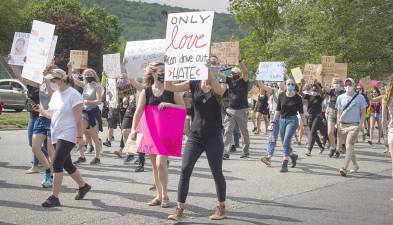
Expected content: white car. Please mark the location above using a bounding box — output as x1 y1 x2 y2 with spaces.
0 79 28 112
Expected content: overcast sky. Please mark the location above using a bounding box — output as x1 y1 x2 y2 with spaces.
129 0 230 13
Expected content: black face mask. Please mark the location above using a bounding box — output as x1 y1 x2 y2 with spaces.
157 73 165 83
86 77 96 83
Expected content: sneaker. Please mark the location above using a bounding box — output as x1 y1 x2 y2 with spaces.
210 205 226 220
328 149 336 158
87 144 95 153
123 154 134 163
103 140 111 147
42 173 53 188
42 195 61 207
75 184 91 200
319 147 325 154
367 140 372 145
280 160 289 173
229 145 236 152
260 156 271 166
252 127 257 132
73 157 86 164
349 165 359 173
134 158 140 165
223 154 230 160
339 168 347 177
240 153 249 158
168 206 184 221
290 154 298 168
90 158 101 165
305 150 311 157
135 165 144 172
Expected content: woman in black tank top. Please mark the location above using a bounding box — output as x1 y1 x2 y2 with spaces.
165 59 228 221
130 62 184 208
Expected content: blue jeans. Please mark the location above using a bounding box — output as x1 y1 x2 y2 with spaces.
28 116 48 166
267 119 280 157
279 116 299 157
233 121 241 146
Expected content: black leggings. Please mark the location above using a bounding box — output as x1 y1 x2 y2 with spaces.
308 114 324 151
178 135 226 203
53 139 77 174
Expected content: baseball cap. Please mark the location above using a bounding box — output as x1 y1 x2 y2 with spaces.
45 69 67 80
344 78 355 84
231 67 241 74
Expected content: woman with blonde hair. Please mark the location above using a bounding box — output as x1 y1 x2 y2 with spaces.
72 66 103 165
130 62 184 207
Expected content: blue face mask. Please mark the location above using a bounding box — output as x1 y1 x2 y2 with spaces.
287 84 295 92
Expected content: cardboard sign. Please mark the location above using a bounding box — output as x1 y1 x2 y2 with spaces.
47 35 57 65
165 11 215 81
124 39 165 78
303 64 322 82
137 106 186 157
321 56 335 76
106 78 118 108
291 67 303 84
256 62 285 81
70 50 88 69
103 53 121 78
8 32 30 66
210 42 240 65
334 63 348 80
22 20 55 84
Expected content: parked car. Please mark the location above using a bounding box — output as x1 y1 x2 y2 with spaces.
0 79 28 112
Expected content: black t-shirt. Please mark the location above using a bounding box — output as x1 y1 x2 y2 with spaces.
27 85 39 118
257 95 269 114
276 92 304 117
226 77 249 109
189 81 223 137
145 86 174 106
328 89 345 109
304 94 323 115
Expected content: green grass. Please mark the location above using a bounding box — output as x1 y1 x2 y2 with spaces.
0 112 29 128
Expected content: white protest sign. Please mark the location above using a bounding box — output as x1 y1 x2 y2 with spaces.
256 62 286 81
124 39 165 78
291 67 303 83
8 32 30 66
106 78 118 108
165 11 215 81
70 50 88 69
47 35 58 65
103 53 121 78
22 20 55 84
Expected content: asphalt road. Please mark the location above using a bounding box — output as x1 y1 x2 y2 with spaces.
0 127 392 225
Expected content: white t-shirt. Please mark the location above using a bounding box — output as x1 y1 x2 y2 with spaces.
49 87 83 144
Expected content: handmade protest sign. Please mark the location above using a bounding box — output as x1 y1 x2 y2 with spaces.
256 62 285 81
321 56 336 76
47 35 58 65
22 20 55 84
291 67 303 84
106 78 118 108
334 63 348 80
211 41 240 65
303 64 322 82
8 32 30 66
165 11 215 81
124 39 165 78
137 106 186 157
70 50 88 69
103 53 121 78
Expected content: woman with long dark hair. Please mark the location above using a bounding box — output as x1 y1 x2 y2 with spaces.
165 60 227 221
369 87 382 145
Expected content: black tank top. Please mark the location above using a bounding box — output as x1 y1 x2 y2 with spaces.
145 86 175 106
189 81 223 137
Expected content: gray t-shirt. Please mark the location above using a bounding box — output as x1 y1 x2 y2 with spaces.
39 84 51 110
336 93 367 123
82 82 101 108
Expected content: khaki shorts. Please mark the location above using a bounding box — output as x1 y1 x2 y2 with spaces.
338 123 359 145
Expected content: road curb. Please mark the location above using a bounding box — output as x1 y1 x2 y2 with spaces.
0 128 27 131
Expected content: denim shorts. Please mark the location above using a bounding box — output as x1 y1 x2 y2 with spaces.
371 113 380 121
33 116 51 137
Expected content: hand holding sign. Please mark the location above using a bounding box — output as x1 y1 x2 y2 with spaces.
165 11 215 81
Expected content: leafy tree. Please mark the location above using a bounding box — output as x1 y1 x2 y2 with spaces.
0 0 23 55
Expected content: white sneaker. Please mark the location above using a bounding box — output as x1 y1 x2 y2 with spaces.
349 165 359 173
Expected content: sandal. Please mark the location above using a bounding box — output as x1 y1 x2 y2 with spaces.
148 198 161 206
161 198 170 208
25 167 39 174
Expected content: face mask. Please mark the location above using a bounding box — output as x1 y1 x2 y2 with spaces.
287 85 295 92
345 86 354 93
86 77 96 83
49 82 59 91
157 72 165 83
334 83 340 90
232 74 240 80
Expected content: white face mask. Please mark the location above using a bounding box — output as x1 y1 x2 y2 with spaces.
345 86 354 93
50 82 59 91
334 84 341 90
